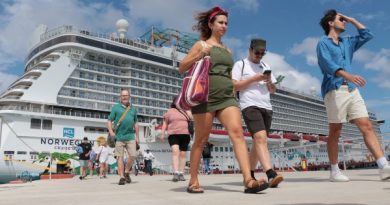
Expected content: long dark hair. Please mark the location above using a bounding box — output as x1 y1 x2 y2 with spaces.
193 6 228 40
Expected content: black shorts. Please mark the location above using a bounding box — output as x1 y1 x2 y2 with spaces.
168 134 191 151
242 106 273 136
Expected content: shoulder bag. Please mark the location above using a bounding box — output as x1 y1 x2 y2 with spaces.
175 108 194 136
176 41 211 110
107 105 131 148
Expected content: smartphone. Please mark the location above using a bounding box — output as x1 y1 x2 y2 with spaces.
263 70 271 75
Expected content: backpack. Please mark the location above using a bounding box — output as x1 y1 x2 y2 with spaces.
75 145 83 154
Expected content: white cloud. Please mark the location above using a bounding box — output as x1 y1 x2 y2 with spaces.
126 0 205 33
0 0 129 92
355 48 390 89
264 52 322 95
225 36 322 95
289 37 320 66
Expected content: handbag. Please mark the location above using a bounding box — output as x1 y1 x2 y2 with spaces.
176 42 211 110
107 105 132 148
175 108 194 136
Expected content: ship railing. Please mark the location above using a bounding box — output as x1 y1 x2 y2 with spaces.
276 85 323 101
0 105 109 120
39 25 165 55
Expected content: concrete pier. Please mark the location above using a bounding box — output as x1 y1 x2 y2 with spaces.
1 169 389 205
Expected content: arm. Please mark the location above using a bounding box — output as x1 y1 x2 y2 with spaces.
233 74 268 91
316 42 342 76
266 82 276 94
107 120 115 137
339 13 365 29
160 120 168 141
134 122 140 144
335 69 366 87
178 41 210 73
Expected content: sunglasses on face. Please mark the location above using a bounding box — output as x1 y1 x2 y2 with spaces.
253 49 266 56
338 17 346 22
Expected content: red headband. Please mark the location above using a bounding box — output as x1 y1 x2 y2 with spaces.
208 6 228 22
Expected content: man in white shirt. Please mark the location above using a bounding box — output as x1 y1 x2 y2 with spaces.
143 149 155 176
232 38 283 188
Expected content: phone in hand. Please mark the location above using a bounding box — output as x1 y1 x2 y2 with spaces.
263 70 271 75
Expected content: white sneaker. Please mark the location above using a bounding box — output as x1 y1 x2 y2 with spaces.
379 165 390 180
330 171 350 182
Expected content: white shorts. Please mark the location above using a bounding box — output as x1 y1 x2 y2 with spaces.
324 86 369 123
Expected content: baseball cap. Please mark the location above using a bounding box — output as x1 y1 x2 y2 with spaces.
250 38 266 51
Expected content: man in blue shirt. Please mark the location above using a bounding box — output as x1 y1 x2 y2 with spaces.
317 9 390 182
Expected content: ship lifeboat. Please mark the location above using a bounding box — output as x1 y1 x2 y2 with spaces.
319 135 328 142
283 133 300 141
303 135 318 142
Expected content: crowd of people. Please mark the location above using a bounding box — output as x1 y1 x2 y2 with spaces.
75 6 390 194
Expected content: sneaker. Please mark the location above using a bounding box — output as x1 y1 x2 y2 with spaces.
118 177 126 185
379 165 390 180
330 171 349 182
79 176 84 180
269 174 284 188
178 173 186 181
124 173 131 183
172 173 179 182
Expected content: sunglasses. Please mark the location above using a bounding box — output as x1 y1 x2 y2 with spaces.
338 17 346 22
252 49 266 56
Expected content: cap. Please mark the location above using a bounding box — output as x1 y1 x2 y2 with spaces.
83 137 88 140
250 38 266 51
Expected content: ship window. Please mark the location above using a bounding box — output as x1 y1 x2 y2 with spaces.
17 151 27 155
30 151 39 155
42 120 52 130
31 118 41 129
4 151 15 154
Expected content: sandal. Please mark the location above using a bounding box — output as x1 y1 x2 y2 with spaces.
244 178 269 194
186 183 204 193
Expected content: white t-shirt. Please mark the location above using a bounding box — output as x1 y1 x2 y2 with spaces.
97 145 109 163
232 58 276 110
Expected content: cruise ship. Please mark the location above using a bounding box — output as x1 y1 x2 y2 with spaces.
0 20 384 183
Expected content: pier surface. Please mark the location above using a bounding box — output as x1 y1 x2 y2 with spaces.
1 169 389 205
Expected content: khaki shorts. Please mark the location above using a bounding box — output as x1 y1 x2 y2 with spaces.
324 86 368 123
115 140 137 157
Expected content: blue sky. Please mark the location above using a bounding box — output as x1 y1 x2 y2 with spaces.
0 0 390 136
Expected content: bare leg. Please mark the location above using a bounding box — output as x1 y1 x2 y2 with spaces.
126 156 135 173
252 130 272 171
249 144 258 170
327 123 343 164
179 151 187 173
217 106 252 183
171 145 180 172
353 117 384 159
189 112 214 187
117 156 124 178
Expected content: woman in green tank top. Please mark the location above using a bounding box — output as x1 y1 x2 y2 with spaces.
178 6 269 194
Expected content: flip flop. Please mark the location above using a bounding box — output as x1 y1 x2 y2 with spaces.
244 179 269 194
187 184 204 193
